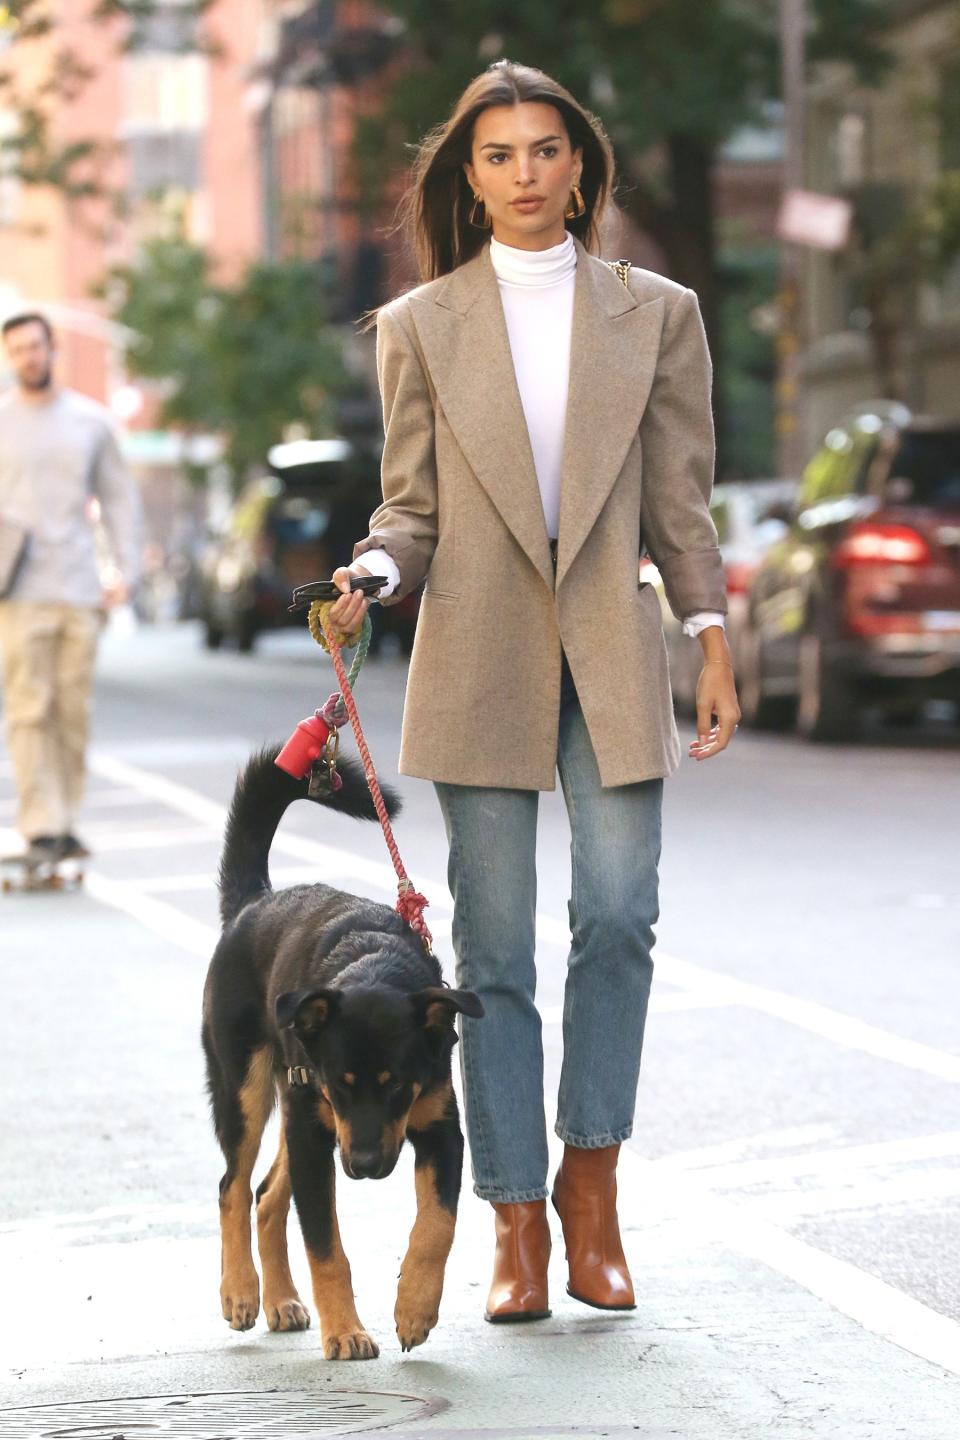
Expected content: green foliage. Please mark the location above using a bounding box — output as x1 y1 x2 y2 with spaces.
106 235 348 484
718 240 779 479
0 2 54 42
846 170 960 309
915 172 960 272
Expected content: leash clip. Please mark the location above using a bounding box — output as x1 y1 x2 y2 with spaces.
307 729 342 798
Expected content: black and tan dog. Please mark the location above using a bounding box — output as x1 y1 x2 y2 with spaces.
201 747 482 1359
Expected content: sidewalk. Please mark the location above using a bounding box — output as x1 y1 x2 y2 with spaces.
2 887 958 1439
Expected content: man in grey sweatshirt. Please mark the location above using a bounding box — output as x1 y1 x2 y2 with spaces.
0 311 141 861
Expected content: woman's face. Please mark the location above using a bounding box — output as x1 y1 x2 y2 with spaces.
463 101 583 250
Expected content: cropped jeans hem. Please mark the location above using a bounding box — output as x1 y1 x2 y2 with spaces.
473 1182 550 1204
554 1123 634 1149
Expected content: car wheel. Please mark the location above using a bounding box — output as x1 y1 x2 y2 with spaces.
236 616 257 654
204 620 224 651
797 631 860 742
884 700 924 729
738 624 795 731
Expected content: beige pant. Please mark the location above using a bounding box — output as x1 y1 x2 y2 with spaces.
0 601 104 842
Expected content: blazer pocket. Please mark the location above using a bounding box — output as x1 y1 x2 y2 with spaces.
422 587 459 604
636 579 664 621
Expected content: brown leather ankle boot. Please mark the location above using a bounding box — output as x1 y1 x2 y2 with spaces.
484 1200 552 1323
551 1143 636 1310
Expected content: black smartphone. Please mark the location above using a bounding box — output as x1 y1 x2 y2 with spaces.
289 576 387 611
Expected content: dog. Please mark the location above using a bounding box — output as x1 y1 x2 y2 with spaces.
201 746 483 1359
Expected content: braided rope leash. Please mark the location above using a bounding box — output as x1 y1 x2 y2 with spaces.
307 601 371 727
308 599 433 953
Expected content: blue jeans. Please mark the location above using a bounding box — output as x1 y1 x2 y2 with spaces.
433 649 663 1202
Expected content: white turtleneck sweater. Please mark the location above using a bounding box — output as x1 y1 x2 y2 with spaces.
362 232 723 638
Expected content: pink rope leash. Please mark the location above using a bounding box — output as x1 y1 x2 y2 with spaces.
320 612 433 952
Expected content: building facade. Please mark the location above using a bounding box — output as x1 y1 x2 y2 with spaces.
0 0 265 404
801 0 960 450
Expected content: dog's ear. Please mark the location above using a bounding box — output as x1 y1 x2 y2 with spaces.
275 988 340 1034
411 987 484 1029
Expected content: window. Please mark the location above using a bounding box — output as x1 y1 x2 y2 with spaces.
128 0 201 55
799 424 878 507
126 133 201 197
836 111 867 188
123 53 207 135
939 56 960 172
709 498 731 545
878 429 960 508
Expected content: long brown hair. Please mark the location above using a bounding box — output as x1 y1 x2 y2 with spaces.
357 59 617 333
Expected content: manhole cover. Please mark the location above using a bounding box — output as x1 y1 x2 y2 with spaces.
0 1389 433 1438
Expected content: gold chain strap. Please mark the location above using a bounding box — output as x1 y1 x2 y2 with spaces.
604 258 632 288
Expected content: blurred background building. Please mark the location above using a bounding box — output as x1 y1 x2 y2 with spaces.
0 0 406 421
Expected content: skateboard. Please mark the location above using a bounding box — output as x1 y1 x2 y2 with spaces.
1 850 85 893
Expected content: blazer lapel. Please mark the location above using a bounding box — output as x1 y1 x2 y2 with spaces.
556 236 666 586
406 232 666 592
407 242 554 588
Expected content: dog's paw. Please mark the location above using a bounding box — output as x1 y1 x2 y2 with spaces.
395 1279 441 1352
221 1278 260 1332
322 1328 379 1361
395 1309 438 1352
264 1295 311 1332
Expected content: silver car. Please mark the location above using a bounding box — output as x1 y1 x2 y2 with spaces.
648 478 799 717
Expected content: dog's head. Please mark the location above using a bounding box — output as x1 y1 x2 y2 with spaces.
275 984 483 1180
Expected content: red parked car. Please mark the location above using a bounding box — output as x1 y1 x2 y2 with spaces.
738 401 960 740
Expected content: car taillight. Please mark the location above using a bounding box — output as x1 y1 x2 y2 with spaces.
724 561 754 596
830 522 931 568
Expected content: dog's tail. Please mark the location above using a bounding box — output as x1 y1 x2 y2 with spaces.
217 744 402 926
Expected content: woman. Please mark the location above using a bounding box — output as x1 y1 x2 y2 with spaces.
330 60 740 1324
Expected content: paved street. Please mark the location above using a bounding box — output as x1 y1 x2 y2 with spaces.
2 617 960 1438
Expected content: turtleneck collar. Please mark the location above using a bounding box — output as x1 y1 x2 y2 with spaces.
488 230 576 288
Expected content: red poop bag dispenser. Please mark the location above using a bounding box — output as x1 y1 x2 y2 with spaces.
275 712 332 780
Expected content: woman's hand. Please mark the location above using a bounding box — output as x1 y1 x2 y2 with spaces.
329 563 374 634
689 658 741 761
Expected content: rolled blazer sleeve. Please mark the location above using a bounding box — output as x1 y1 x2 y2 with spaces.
352 303 439 606
639 286 728 621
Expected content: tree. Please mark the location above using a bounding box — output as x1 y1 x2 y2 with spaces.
353 0 897 474
104 233 348 484
840 171 960 401
840 34 960 403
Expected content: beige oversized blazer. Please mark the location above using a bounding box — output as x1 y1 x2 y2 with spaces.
353 231 728 790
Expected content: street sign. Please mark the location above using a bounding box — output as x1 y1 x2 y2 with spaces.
777 188 853 250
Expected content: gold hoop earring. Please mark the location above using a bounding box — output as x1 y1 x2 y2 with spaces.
564 185 586 220
469 192 492 230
